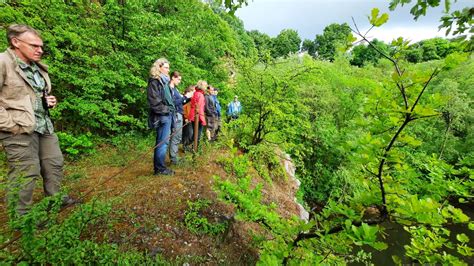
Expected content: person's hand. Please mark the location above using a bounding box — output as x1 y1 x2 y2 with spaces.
45 95 57 108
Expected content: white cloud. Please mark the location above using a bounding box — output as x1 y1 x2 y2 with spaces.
360 26 451 44
236 0 472 42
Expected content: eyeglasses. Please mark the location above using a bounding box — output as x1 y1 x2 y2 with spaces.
14 37 44 50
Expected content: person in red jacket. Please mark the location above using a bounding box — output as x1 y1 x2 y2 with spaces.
188 80 207 149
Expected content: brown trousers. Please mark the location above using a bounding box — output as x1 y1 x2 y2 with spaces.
0 132 64 215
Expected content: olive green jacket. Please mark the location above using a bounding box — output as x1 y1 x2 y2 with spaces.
0 48 51 134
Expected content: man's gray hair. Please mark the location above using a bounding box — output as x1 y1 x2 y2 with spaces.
6 24 40 48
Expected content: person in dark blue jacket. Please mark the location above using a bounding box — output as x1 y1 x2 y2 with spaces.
204 86 217 142
169 71 192 164
210 86 222 141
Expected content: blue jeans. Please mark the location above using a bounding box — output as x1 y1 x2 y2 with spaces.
154 114 172 172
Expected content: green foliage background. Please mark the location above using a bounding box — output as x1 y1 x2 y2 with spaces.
0 0 473 264
227 52 473 264
0 0 254 136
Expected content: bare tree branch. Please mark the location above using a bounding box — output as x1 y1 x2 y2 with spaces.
410 68 440 113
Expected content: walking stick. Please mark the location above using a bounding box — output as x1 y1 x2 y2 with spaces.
193 104 199 152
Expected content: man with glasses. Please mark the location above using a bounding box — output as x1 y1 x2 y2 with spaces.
0 24 76 215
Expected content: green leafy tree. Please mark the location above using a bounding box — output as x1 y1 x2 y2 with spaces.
271 29 301 58
415 53 474 162
216 9 258 59
0 0 255 136
301 38 316 56
420 37 460 61
405 45 424 63
389 0 473 35
230 56 319 149
421 39 442 60
219 8 473 265
430 37 458 57
403 37 461 63
350 39 390 66
222 50 473 265
211 0 249 14
247 29 273 59
314 23 354 61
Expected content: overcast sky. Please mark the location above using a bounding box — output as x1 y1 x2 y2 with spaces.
235 0 472 43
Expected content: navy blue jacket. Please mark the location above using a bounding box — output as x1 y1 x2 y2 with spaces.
171 87 190 115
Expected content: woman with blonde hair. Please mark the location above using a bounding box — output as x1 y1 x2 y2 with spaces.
147 58 175 175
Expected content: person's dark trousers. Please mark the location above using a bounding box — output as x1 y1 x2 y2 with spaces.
169 113 183 163
153 114 172 173
0 132 64 215
196 124 203 147
213 116 221 141
226 115 238 123
182 122 194 151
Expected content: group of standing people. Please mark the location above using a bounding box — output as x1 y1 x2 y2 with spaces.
0 24 243 216
147 58 229 176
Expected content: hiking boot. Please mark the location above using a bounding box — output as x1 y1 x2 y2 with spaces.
171 159 185 166
61 196 81 208
183 145 194 153
154 168 174 176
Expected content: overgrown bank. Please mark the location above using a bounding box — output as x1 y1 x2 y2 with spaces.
227 52 473 264
0 133 308 264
